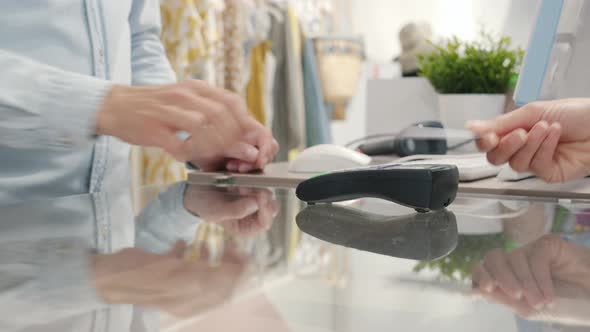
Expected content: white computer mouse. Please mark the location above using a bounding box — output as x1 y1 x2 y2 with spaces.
289 144 372 173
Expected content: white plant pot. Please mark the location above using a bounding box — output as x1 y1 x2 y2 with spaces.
438 94 506 152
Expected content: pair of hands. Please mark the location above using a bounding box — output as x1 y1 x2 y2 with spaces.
183 185 279 237
469 98 590 183
97 81 279 172
94 240 249 318
94 186 280 316
472 235 590 317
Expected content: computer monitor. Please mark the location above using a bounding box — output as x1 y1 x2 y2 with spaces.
514 0 590 105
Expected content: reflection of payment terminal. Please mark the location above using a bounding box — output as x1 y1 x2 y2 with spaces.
515 0 590 105
296 204 458 261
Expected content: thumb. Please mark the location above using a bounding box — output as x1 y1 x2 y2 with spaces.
467 104 543 137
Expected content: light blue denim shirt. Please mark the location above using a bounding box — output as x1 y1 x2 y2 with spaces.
0 182 199 331
0 1 176 203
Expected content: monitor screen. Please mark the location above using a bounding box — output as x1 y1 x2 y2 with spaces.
514 0 588 106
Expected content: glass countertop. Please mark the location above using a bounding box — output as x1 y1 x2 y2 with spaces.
1 182 590 332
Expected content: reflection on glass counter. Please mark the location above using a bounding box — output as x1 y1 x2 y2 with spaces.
296 204 457 261
1 183 590 331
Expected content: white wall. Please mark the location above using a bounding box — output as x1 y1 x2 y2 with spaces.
349 0 539 63
330 0 541 145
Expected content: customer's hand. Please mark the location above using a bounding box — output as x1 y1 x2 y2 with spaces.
96 81 278 172
183 185 279 237
94 241 249 317
468 99 590 182
472 235 590 311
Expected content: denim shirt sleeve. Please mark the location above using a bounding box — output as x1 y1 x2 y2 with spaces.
135 182 201 254
0 49 112 149
129 0 177 86
0 237 105 327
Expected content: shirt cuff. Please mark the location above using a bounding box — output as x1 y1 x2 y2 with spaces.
36 71 113 148
171 182 202 222
135 182 202 254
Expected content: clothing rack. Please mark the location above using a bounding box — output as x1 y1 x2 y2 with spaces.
137 0 362 192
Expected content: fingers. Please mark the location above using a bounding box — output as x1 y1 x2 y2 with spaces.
467 104 543 137
483 288 537 318
506 249 545 309
254 194 276 231
269 198 280 219
472 263 497 294
219 197 260 221
164 81 279 169
152 105 208 133
226 160 257 173
483 249 524 300
172 81 250 141
224 188 278 237
272 138 279 155
486 129 527 166
530 123 562 182
529 235 559 305
508 121 550 172
244 124 278 169
225 142 260 165
475 133 500 152
188 80 251 130
226 160 239 172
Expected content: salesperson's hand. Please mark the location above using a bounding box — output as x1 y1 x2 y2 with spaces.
468 98 590 183
96 80 279 172
472 235 590 315
183 185 279 237
94 240 249 317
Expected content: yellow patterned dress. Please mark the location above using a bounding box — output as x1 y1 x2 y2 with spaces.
138 0 221 187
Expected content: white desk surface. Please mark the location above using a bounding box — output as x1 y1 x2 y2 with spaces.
188 162 590 200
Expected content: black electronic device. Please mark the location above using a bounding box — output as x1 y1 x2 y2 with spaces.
357 121 448 157
296 205 458 261
295 163 459 212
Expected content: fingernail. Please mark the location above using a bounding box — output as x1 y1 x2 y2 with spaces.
245 200 259 215
245 146 259 161
261 157 268 166
546 300 555 309
466 120 485 129
485 284 494 293
538 121 549 129
550 122 562 131
239 164 253 173
227 163 238 171
514 290 523 300
485 133 499 147
534 302 545 311
517 129 527 141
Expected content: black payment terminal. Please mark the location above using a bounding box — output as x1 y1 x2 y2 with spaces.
296 164 459 212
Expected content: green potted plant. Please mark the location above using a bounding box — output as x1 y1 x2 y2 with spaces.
418 32 523 149
414 233 506 281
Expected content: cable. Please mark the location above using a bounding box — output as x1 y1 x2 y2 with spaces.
347 134 477 152
344 133 400 148
447 138 477 151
